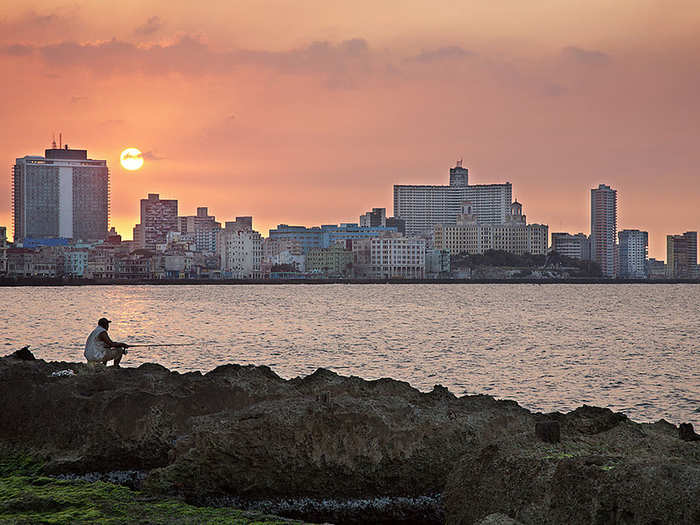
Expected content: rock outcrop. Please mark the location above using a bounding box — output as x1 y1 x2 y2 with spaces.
1 355 698 524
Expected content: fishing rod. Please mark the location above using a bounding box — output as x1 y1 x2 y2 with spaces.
126 343 197 348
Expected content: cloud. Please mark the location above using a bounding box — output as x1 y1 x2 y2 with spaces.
142 151 165 161
0 35 374 88
562 46 610 65
70 96 87 103
406 46 474 63
3 44 33 56
134 16 163 37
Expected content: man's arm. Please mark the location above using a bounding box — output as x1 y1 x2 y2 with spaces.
97 331 129 349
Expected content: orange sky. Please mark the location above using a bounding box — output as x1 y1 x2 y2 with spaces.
1 1 699 259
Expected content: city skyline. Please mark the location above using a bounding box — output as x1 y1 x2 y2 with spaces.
2 2 700 260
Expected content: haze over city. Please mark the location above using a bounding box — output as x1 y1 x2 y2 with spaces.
2 1 699 259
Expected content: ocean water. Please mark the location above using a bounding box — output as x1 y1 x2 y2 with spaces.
1 284 698 427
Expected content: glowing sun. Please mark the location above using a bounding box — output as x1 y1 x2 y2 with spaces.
120 148 144 171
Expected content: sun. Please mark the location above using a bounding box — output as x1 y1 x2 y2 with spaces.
120 148 144 171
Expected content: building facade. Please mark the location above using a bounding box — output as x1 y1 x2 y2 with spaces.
590 184 618 277
13 146 109 242
217 222 263 279
550 233 590 260
177 207 221 253
306 243 354 276
269 223 398 253
370 237 425 279
666 231 698 278
618 230 648 278
393 163 512 236
133 194 178 249
434 201 548 256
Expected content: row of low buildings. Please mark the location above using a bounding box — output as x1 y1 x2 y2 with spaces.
6 145 698 280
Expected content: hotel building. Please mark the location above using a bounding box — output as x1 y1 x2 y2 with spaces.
393 162 512 236
217 220 263 279
434 201 548 255
12 146 109 242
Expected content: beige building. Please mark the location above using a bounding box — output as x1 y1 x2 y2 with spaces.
306 242 353 276
217 220 263 279
370 236 425 279
0 226 8 275
434 201 548 255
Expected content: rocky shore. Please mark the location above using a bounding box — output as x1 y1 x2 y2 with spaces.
1 351 698 524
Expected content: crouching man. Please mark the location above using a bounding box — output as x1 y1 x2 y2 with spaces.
84 318 130 368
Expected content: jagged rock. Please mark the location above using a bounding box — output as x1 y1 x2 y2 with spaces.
535 420 560 443
679 423 700 442
8 346 35 360
0 356 697 524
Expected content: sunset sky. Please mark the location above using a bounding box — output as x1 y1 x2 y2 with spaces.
2 1 699 259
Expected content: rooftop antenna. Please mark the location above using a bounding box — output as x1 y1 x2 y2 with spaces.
59 132 62 149
456 158 462 168
51 133 57 149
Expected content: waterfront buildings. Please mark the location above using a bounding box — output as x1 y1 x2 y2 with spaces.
393 162 512 236
618 230 648 278
433 201 548 255
306 242 354 276
217 220 263 279
133 194 178 249
12 146 109 242
590 184 618 277
426 249 451 278
370 236 426 279
666 231 698 279
550 233 591 260
177 207 221 253
268 223 398 253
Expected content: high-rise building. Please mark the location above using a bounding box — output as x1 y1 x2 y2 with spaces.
133 194 178 249
550 233 591 260
359 208 387 227
666 231 698 278
12 146 109 242
590 184 618 277
177 207 221 253
618 229 648 278
393 162 512 236
434 201 548 255
217 221 263 279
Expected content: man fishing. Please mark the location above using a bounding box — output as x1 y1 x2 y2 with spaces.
84 318 130 368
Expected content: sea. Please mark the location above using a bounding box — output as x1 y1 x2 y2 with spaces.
1 283 698 427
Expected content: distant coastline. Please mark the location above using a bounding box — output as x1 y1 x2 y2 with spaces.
1 277 699 286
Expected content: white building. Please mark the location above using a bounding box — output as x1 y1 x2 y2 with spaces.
618 229 648 278
551 233 590 260
434 201 548 255
591 184 618 277
177 207 221 253
217 221 263 279
370 237 425 279
13 146 109 242
393 162 512 236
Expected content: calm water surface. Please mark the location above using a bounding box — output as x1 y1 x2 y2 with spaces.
1 284 698 427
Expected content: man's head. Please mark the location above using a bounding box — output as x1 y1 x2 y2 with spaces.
98 318 111 330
